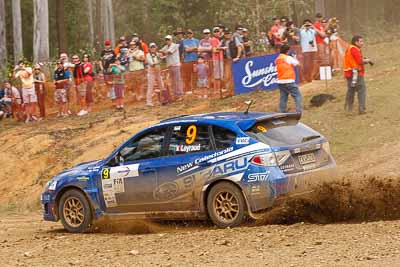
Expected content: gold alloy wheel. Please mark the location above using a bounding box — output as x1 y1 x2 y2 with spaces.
214 191 239 223
63 197 85 228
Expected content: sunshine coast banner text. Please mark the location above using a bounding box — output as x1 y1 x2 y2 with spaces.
232 53 298 95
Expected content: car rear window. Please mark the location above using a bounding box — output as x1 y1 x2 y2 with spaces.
245 119 320 147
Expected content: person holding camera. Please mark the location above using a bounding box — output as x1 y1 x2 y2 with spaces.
14 61 38 123
344 35 373 115
299 20 317 83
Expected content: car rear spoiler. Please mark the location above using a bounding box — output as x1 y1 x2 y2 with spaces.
238 112 302 131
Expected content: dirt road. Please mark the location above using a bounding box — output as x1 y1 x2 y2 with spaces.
2 209 400 266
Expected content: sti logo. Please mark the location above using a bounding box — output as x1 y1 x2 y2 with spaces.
247 172 270 183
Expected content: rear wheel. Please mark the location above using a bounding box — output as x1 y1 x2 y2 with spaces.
207 182 246 228
59 189 92 233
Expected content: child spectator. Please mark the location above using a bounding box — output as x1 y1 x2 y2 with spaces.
110 58 126 111
194 56 209 98
2 81 22 119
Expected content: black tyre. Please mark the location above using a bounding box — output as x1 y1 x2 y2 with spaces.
58 189 93 233
207 182 246 228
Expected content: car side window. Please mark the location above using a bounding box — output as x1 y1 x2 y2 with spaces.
119 127 166 162
168 124 212 155
213 126 236 150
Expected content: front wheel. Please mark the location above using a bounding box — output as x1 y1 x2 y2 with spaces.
207 182 246 228
59 189 93 233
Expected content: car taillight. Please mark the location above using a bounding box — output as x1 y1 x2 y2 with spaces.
322 142 331 154
251 153 277 166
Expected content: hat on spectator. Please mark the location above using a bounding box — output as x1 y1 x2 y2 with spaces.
132 33 139 37
272 16 279 21
186 29 194 34
315 13 323 18
165 35 173 40
224 28 231 34
235 25 243 31
174 27 185 35
104 39 111 46
149 42 157 48
213 27 220 32
242 28 248 32
203 29 211 34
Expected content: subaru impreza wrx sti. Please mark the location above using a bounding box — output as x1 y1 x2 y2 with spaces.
41 112 336 233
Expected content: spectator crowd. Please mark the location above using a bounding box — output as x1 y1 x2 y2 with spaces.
0 13 346 123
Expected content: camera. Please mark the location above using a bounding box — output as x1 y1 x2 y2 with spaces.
308 40 314 47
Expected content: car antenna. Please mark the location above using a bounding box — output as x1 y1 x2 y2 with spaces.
244 100 255 114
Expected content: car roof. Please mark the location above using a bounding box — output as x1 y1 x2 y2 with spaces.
155 112 300 131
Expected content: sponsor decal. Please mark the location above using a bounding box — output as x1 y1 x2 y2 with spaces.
174 126 181 131
247 172 270 183
280 164 295 171
185 125 197 144
76 176 90 181
103 192 117 208
250 185 261 195
153 182 179 201
176 146 234 174
48 181 57 191
236 137 250 145
176 144 201 152
113 177 125 193
210 157 249 177
102 168 110 179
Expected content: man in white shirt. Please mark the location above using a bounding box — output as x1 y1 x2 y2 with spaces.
160 35 183 100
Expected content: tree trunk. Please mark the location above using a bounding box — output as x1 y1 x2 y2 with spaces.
56 0 67 54
315 0 326 16
107 0 115 45
33 0 49 63
12 0 23 63
95 0 103 51
86 0 95 47
0 0 7 74
102 0 110 42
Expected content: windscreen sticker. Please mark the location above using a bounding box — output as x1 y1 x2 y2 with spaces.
176 144 201 152
236 137 250 145
174 126 181 131
257 125 267 132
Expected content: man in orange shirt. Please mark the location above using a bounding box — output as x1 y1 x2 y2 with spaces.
343 35 373 114
275 44 301 113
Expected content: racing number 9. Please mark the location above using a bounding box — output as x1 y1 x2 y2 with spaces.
102 168 110 179
185 125 197 144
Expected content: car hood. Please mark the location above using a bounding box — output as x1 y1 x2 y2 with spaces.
53 159 102 181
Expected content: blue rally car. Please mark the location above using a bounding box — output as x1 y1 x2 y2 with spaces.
41 112 336 233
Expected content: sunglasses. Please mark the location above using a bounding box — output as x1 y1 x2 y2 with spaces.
187 32 193 34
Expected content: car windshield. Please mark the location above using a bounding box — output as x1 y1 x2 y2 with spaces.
245 119 320 147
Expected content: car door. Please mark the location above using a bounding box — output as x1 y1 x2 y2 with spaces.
100 127 168 213
154 123 218 211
